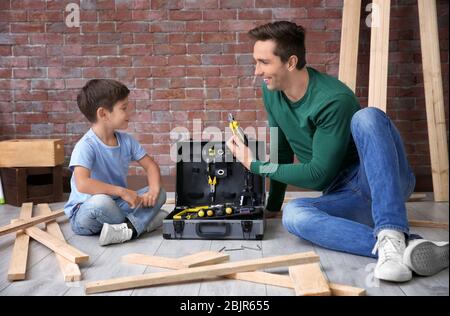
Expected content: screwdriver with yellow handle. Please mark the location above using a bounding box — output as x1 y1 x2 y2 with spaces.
228 113 248 146
228 113 255 208
173 205 210 220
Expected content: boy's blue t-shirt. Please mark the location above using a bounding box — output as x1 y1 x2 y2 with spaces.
64 129 147 218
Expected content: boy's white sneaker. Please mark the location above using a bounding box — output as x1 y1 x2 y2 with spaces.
146 209 169 233
99 223 133 246
403 239 449 276
372 229 412 282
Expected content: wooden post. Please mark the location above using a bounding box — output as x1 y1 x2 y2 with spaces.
368 0 391 112
417 0 449 202
338 0 361 92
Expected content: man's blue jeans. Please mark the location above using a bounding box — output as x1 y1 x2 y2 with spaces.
70 187 167 237
282 107 416 258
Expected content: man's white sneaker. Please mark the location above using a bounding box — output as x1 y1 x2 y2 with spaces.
372 229 412 282
403 239 449 276
146 209 169 233
99 223 133 246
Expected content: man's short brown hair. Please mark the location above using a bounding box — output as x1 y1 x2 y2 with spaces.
77 79 130 123
248 21 306 70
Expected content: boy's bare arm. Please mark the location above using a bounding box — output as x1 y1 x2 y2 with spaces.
137 155 162 207
73 166 141 208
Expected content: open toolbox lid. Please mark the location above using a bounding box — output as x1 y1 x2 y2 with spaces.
173 140 266 209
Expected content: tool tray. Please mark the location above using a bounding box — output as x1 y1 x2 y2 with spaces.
162 140 266 240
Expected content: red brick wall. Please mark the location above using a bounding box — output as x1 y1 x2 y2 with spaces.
0 0 448 190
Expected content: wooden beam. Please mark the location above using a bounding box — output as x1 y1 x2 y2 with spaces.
407 193 427 202
85 251 319 294
178 251 230 267
408 219 448 230
123 253 187 270
122 251 230 269
368 0 391 112
328 282 366 296
36 204 81 282
0 209 65 237
229 271 365 296
418 0 449 202
7 203 33 281
338 0 361 92
289 263 331 296
124 253 365 296
24 226 89 264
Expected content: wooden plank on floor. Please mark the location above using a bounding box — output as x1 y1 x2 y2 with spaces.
368 0 391 112
36 204 81 282
124 252 365 296
229 271 365 296
328 282 366 296
85 251 319 294
289 263 331 296
123 251 230 269
7 203 33 281
0 209 65 237
417 0 449 202
179 251 230 267
123 253 186 269
24 226 89 264
409 219 448 230
408 193 427 202
338 0 361 92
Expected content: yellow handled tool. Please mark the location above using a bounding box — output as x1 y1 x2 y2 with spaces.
208 175 217 192
228 113 248 146
173 206 210 220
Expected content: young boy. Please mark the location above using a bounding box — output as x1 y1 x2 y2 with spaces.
64 79 167 246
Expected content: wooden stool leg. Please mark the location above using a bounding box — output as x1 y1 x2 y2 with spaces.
338 0 361 92
417 0 449 202
368 0 391 112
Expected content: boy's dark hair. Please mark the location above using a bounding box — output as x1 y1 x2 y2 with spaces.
77 79 130 123
248 21 306 70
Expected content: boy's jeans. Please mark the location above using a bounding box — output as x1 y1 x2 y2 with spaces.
282 107 416 258
70 187 167 237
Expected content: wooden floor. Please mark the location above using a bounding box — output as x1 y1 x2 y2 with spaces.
0 192 448 296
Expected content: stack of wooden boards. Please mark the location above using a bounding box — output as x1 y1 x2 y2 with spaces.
0 202 88 282
85 251 366 296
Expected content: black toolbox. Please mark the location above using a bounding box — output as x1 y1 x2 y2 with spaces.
163 140 266 240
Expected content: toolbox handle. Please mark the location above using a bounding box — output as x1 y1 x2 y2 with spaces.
195 222 231 238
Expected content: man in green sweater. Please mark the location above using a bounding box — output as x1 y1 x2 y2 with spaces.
227 21 448 282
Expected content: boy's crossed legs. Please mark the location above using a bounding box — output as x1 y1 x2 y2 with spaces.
70 187 167 246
